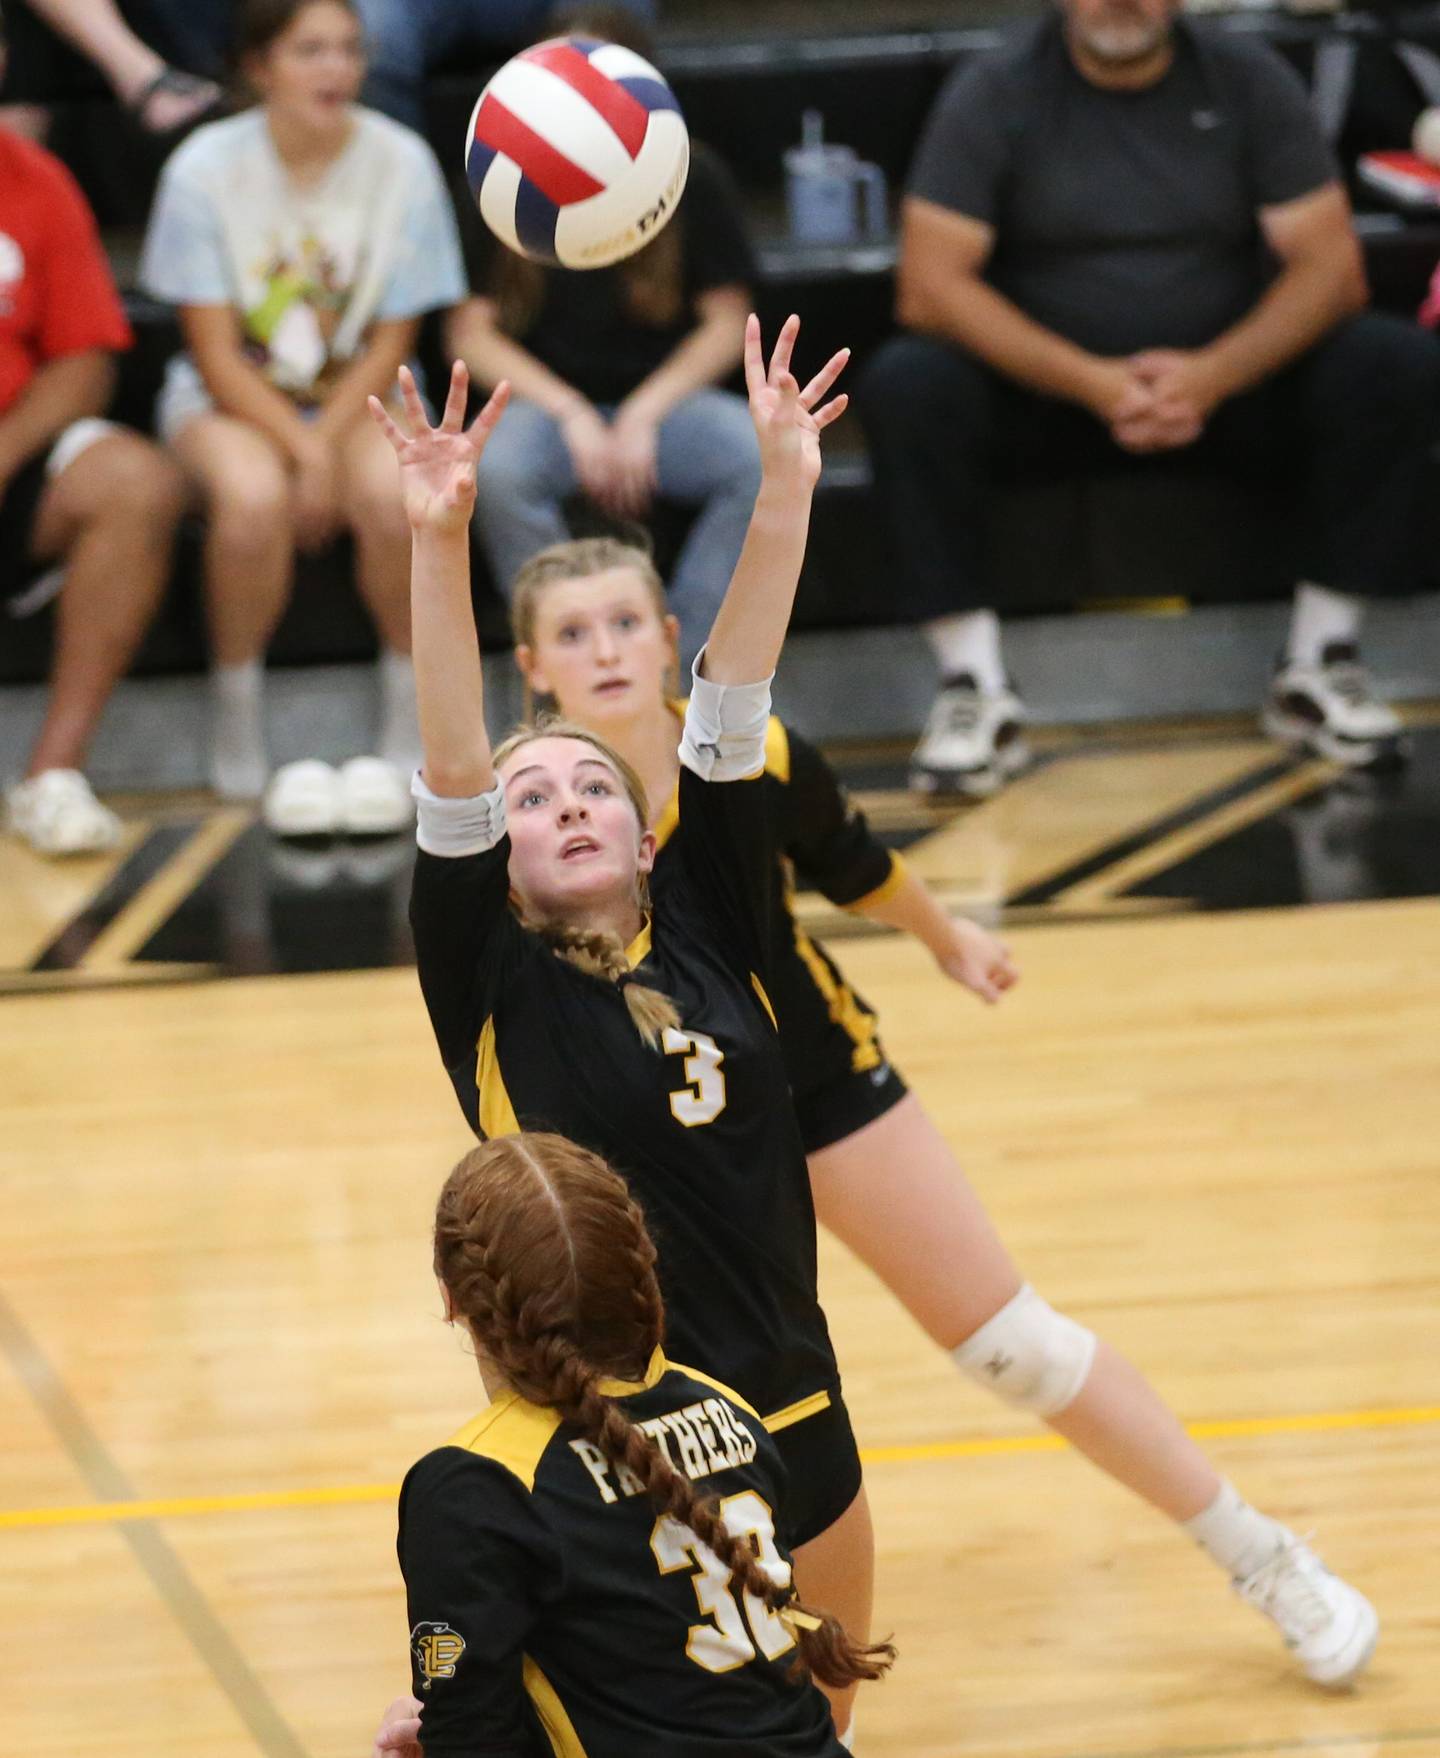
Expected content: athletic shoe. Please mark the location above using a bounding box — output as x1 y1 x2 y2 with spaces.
337 756 412 837
910 674 1029 799
1234 1531 1379 1688
1262 642 1405 767
263 759 342 838
4 769 123 856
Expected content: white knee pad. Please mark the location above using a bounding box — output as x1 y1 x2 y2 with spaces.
951 1284 1097 1417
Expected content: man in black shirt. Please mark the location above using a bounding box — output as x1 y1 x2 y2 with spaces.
857 0 1440 797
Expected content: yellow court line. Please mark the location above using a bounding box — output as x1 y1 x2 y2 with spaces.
3 1403 1438 1534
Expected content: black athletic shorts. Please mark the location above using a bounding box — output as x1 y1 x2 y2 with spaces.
794 1053 909 1157
766 1382 864 1551
0 450 54 606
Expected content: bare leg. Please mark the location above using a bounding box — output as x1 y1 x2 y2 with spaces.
22 0 218 123
337 409 413 655
24 432 184 777
173 414 295 665
789 1484 875 1738
809 1094 1220 1522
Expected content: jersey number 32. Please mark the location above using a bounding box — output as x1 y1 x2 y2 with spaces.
650 1490 795 1672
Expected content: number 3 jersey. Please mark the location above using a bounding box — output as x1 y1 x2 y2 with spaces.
408 688 841 1436
398 1353 847 1758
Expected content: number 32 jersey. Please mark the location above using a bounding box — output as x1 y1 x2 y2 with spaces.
399 1354 847 1758
409 757 841 1431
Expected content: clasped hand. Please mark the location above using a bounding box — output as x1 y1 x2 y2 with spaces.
1091 349 1229 454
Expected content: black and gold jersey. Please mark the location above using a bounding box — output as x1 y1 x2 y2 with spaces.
398 1354 847 1758
648 715 907 1148
410 754 838 1430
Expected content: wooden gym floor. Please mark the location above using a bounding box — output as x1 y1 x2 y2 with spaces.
2 713 1438 1757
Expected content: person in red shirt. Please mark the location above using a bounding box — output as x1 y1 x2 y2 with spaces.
1 4 186 855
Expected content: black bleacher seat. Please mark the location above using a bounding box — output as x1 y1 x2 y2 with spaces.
7 5 1439 692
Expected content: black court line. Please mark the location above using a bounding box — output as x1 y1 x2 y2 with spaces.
1067 1726 1440 1758
1006 756 1303 908
30 822 198 972
0 1289 311 1758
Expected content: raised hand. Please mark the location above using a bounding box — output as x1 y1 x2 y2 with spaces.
368 362 510 535
743 313 849 494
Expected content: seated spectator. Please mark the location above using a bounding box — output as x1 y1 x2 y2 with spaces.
1 2 186 857
857 0 1440 799
353 0 656 133
450 4 760 673
0 0 231 138
139 0 465 834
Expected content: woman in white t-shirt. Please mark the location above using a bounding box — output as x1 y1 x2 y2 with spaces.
141 0 466 834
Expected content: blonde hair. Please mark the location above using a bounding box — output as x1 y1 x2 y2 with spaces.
510 538 679 718
493 718 679 1048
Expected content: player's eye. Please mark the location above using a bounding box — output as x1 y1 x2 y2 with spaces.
519 789 546 808
582 779 612 796
615 614 639 632
558 624 584 643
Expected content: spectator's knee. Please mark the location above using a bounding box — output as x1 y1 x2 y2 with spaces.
210 464 294 541
89 432 186 529
1331 315 1440 418
856 334 987 432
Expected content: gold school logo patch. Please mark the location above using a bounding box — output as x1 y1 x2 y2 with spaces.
410 1621 467 1690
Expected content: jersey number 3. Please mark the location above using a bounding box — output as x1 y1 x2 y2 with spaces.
650 1490 795 1673
662 1027 727 1128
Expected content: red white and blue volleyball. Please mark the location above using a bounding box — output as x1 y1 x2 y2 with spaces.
465 37 690 269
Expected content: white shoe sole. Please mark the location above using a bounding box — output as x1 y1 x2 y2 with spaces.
1303 1593 1379 1689
1262 706 1406 770
910 736 1031 800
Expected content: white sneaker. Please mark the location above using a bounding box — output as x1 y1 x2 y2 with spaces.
1263 643 1405 768
1234 1532 1379 1688
262 759 342 838
4 769 123 856
910 675 1030 799
337 756 412 837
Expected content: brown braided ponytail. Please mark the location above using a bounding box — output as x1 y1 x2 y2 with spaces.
434 1134 895 1691
492 720 680 1047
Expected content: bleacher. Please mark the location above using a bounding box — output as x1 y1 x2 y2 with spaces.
7 0 1440 704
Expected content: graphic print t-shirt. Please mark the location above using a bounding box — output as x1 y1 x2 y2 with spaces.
140 106 465 403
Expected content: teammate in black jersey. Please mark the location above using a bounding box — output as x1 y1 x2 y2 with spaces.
376 1131 892 1758
368 318 889 1729
475 540 1379 1688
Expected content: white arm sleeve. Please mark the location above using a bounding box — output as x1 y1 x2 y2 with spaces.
412 772 508 858
678 649 774 782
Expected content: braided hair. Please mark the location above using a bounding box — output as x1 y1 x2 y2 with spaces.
493 720 681 1048
434 1134 895 1690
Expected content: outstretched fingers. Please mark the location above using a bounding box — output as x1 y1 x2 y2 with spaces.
367 394 409 456
811 391 849 431
439 358 470 433
766 313 801 386
799 347 850 412
742 312 766 403
396 363 429 433
467 377 511 441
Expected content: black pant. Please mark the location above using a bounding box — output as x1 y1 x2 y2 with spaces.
854 313 1440 623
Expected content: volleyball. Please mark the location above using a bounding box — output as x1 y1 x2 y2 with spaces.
464 37 690 270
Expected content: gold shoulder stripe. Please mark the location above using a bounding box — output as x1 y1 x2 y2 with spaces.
625 915 653 968
524 1657 589 1757
762 1389 832 1434
764 716 791 783
750 973 778 1031
476 1017 520 1139
447 1390 562 1493
665 1359 762 1421
598 1346 668 1397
